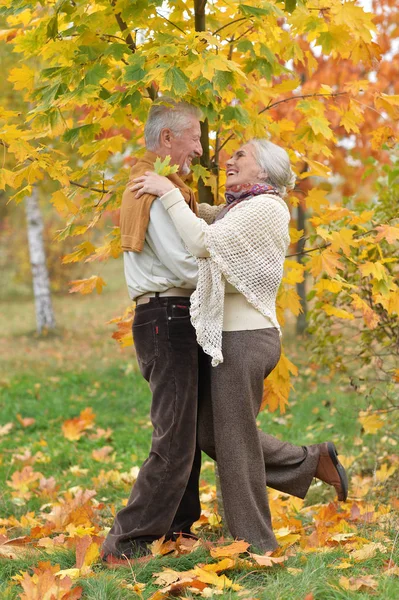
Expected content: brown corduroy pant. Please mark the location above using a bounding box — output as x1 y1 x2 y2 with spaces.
197 328 320 552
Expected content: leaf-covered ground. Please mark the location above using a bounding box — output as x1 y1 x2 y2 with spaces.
0 265 398 599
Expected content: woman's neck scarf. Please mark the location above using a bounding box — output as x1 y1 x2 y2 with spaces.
215 182 280 222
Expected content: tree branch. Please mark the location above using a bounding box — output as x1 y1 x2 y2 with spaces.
286 242 331 258
156 10 187 34
111 0 136 53
259 91 347 115
213 17 248 36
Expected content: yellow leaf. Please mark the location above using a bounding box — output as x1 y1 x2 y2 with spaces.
308 116 334 139
370 126 396 151
359 261 387 281
8 64 35 91
339 575 378 592
289 228 304 244
201 559 235 572
329 229 357 255
358 411 384 434
322 305 354 320
62 242 96 265
193 567 241 591
51 190 79 218
210 541 249 558
351 543 386 562
314 279 343 295
278 288 302 316
309 250 342 278
375 463 397 483
305 189 329 211
301 158 331 179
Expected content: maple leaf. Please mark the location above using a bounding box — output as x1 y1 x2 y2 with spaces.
61 407 96 441
322 305 354 321
193 566 242 591
153 156 179 176
308 250 343 278
374 224 399 245
249 552 288 567
69 276 106 295
210 540 250 558
0 535 33 560
358 411 384 434
150 536 177 557
91 445 114 462
7 466 43 500
15 561 83 600
338 575 378 592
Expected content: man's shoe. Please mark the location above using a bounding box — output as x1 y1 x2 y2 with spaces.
315 442 349 502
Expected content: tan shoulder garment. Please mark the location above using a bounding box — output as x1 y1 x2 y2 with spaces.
120 151 198 252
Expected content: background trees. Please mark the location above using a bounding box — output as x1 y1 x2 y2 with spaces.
0 0 398 413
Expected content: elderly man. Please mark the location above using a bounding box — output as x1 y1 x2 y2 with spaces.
101 99 205 565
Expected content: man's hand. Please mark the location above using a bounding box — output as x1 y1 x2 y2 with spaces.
130 171 176 198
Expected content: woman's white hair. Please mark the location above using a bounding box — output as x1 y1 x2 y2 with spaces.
145 97 202 151
249 138 296 196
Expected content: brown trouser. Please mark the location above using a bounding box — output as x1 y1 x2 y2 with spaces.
102 296 201 557
197 328 320 552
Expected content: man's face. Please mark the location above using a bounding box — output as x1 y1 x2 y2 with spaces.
169 116 203 175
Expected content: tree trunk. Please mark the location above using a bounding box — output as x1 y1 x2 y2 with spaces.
25 186 56 333
194 0 214 205
296 201 307 334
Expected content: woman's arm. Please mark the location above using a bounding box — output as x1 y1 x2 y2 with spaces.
130 171 210 258
161 189 210 258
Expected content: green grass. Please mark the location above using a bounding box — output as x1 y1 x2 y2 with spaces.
0 261 398 599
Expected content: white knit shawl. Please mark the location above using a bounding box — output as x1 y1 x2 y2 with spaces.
190 194 290 366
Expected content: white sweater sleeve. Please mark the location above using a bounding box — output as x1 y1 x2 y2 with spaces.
161 188 210 258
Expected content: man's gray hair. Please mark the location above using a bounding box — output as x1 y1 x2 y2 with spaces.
145 98 202 151
249 138 296 196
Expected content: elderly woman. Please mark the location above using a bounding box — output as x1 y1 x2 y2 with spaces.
132 139 348 552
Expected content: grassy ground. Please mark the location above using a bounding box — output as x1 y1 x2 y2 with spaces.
0 261 398 599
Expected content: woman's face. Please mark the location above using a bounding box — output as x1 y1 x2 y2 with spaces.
225 144 265 188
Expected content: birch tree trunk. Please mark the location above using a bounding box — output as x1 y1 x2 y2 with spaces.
25 186 56 333
296 202 308 334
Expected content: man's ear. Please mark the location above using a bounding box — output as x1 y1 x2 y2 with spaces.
160 128 173 149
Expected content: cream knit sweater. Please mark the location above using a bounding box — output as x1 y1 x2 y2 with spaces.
161 188 290 365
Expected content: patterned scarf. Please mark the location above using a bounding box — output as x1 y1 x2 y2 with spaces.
215 183 280 221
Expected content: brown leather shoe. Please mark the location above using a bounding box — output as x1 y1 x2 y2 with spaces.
315 442 348 501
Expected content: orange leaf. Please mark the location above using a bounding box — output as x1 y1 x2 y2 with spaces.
249 552 288 567
69 275 106 295
91 446 114 462
210 540 250 558
61 407 96 441
15 561 83 600
150 536 176 557
16 414 36 427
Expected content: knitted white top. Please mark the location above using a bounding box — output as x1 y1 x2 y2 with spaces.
161 189 290 366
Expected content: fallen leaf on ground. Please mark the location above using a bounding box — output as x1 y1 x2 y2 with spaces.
249 552 288 567
17 414 36 427
210 540 249 558
339 575 378 592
